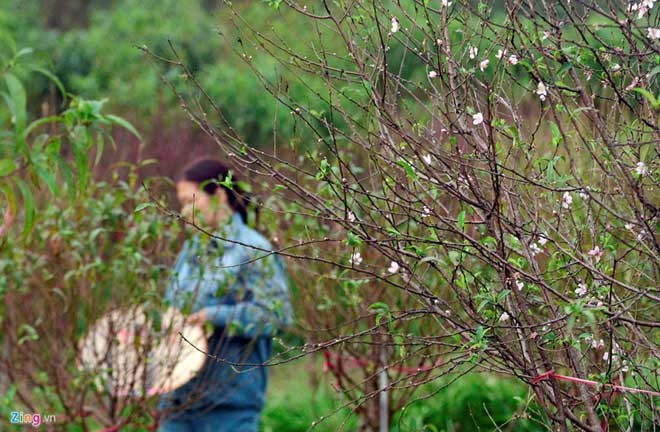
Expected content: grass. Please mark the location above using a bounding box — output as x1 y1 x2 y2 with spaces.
262 356 548 432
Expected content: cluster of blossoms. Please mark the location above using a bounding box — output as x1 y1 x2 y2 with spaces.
603 339 629 372
421 205 432 218
529 236 547 256
575 282 588 297
561 192 573 209
635 161 648 176
536 81 547 101
629 0 657 19
584 335 605 350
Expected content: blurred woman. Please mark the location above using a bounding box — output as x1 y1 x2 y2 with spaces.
158 157 292 432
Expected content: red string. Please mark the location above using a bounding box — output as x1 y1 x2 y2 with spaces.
532 370 660 397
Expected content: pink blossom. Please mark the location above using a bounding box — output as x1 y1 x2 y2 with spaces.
588 246 603 262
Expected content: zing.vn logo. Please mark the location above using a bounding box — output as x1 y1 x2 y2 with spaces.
10 411 56 427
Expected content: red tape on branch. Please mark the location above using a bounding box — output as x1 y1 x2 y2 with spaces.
532 370 660 397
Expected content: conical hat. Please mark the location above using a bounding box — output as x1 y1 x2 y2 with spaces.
78 306 207 396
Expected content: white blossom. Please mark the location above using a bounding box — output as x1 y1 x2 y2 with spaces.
350 251 363 266
575 283 588 297
390 17 400 34
579 191 588 199
648 28 660 39
625 223 634 230
496 48 507 59
635 161 648 176
542 31 551 41
530 242 542 256
515 280 524 291
387 261 400 274
538 236 548 246
472 112 484 125
479 59 490 71
422 154 433 165
536 81 547 101
348 211 356 222
499 312 510 322
508 54 519 65
611 63 621 72
428 70 438 79
469 46 478 59
591 338 605 349
441 0 452 6
561 192 573 209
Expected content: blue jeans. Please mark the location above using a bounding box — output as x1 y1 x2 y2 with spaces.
158 409 259 432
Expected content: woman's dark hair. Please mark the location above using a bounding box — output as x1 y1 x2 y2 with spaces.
180 157 256 225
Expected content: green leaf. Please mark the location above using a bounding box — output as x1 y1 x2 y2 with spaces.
36 166 57 196
15 47 33 59
362 79 372 94
30 66 66 101
369 302 391 326
23 115 61 137
56 156 76 201
16 178 35 235
631 88 660 111
69 130 89 193
557 62 573 78
550 122 562 148
396 158 417 180
457 210 466 231
94 132 104 166
105 114 143 141
135 202 156 212
4 73 27 133
0 180 17 218
0 159 17 177
345 231 362 246
18 324 39 344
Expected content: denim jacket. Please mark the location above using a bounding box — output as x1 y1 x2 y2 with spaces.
160 212 292 419
166 212 292 337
